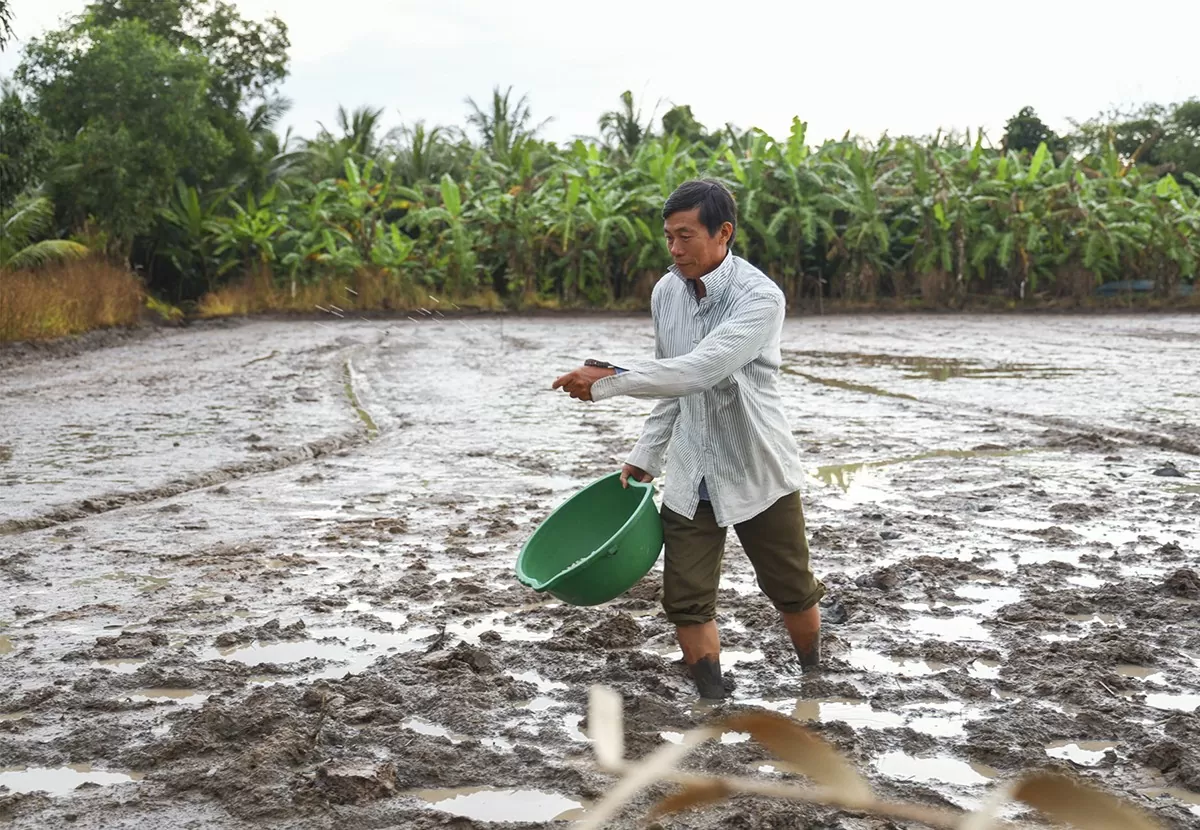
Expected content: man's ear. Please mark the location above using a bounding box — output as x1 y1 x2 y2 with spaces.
720 221 734 245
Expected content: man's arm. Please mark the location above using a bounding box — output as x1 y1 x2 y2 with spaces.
591 290 783 401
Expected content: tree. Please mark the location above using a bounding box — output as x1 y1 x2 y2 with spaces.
661 103 707 144
598 90 656 157
1066 99 1200 185
465 86 549 159
1003 106 1060 154
14 1 290 259
80 0 288 113
0 81 51 208
17 20 230 255
0 0 14 50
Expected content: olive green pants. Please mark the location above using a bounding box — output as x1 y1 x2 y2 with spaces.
661 492 826 626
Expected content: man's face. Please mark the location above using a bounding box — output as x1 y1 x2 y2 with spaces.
664 207 731 279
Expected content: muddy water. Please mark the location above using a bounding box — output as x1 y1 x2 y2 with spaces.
1 314 1198 828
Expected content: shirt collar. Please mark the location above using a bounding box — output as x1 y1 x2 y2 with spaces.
670 250 736 304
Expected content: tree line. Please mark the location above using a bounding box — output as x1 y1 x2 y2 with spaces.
2 0 1198 311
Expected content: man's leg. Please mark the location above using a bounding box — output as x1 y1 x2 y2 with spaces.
734 492 827 671
661 502 728 699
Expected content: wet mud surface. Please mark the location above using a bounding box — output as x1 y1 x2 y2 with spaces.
1 313 1198 828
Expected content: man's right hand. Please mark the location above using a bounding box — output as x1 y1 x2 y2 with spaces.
620 464 653 488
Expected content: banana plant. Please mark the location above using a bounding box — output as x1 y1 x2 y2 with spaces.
1 193 88 269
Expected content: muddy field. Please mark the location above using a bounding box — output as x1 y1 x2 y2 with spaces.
1 312 1198 829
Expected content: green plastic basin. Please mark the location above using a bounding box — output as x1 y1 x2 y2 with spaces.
515 472 663 606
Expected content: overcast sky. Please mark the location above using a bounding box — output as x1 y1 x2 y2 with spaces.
3 0 1198 146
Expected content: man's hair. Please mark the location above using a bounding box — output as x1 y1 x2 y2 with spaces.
662 179 737 247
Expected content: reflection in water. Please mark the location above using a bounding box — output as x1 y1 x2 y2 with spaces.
814 448 1035 492
846 647 947 677
786 350 1079 381
0 764 143 794
407 786 586 822
1045 740 1117 765
874 751 998 786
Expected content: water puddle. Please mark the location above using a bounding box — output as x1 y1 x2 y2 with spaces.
508 670 567 693
563 714 589 742
782 367 916 400
408 786 586 822
0 764 143 795
1045 740 1117 765
343 601 408 628
126 687 208 703
969 659 1001 679
0 711 29 721
907 616 992 642
794 698 904 730
1144 693 1200 712
1067 574 1106 588
209 625 434 678
873 751 998 786
660 729 751 745
788 350 1077 381
71 571 173 592
955 583 1022 613
653 647 765 668
0 634 12 655
846 648 947 677
1116 665 1166 683
402 717 513 750
902 701 970 738
813 448 1034 493
447 612 554 643
1066 613 1120 626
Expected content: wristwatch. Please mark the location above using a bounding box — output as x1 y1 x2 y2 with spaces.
584 359 617 370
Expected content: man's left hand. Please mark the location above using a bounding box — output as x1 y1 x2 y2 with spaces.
552 365 615 401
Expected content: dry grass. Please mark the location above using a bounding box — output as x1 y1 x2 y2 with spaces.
197 267 503 317
0 259 143 342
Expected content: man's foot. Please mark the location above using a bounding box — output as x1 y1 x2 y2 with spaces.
795 639 821 672
782 606 822 672
676 621 725 699
688 656 727 699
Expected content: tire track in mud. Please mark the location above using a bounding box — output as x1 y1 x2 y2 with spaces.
0 355 383 536
780 364 1200 457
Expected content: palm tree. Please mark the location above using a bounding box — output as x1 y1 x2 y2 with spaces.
1 194 88 269
304 105 389 180
598 90 657 158
465 86 549 159
0 1 13 50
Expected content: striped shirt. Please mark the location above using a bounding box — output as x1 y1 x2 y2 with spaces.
591 251 805 527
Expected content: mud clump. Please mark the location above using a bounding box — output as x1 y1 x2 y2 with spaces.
586 613 645 648
1162 568 1200 599
214 619 307 648
301 761 397 805
1049 502 1103 520
855 565 910 591
70 631 168 660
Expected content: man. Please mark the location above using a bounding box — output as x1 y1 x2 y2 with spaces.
552 179 826 700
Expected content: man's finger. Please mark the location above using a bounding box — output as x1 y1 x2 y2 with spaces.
619 470 629 488
552 373 570 390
